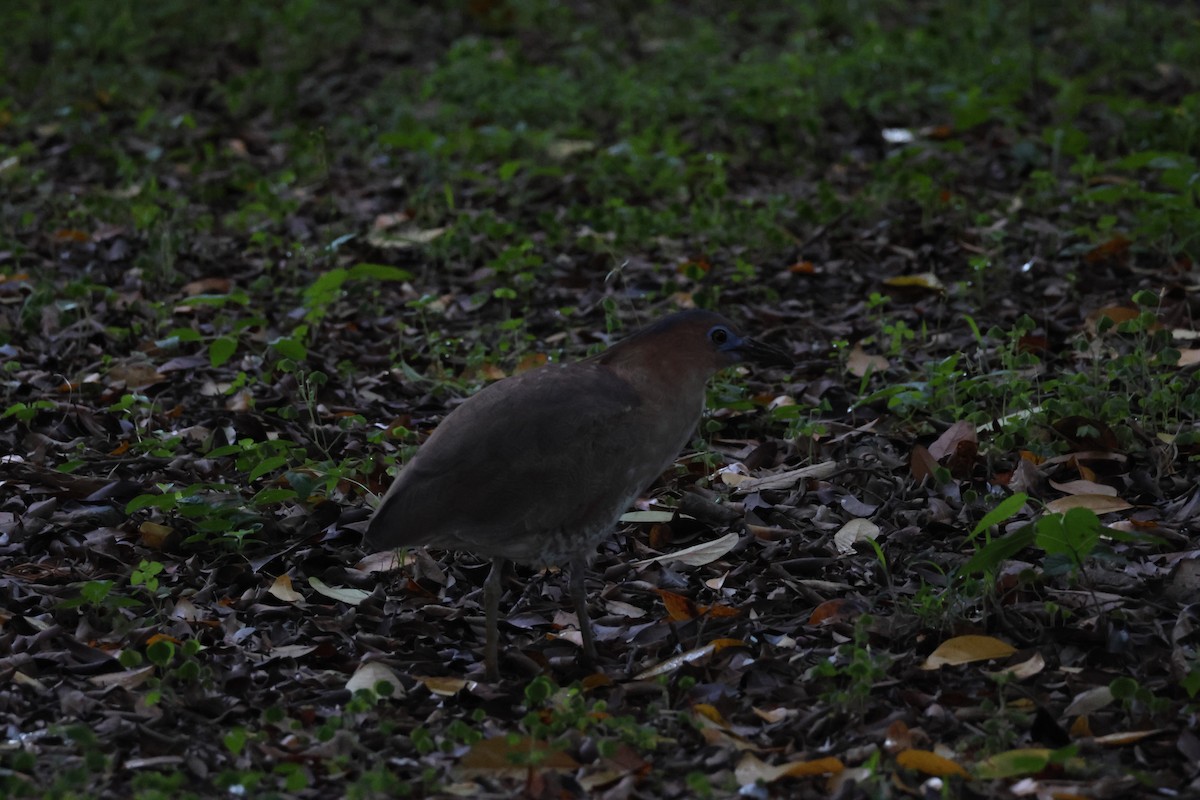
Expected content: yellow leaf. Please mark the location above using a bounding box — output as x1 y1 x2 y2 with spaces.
268 574 303 603
413 675 470 696
896 749 969 778
1093 729 1164 746
884 272 944 292
921 635 1016 670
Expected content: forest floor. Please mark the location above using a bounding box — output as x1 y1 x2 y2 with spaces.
2 2 1200 798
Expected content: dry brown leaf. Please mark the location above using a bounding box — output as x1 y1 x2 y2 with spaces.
1064 686 1114 717
1092 729 1165 746
733 460 838 493
181 277 232 295
809 598 853 625
833 518 880 554
107 361 166 388
928 420 977 460
734 752 844 785
753 706 795 724
1049 479 1118 497
658 589 699 621
414 675 470 696
634 644 716 679
460 736 579 772
307 576 370 605
1044 494 1132 514
635 531 738 567
356 549 414 573
347 662 404 696
268 574 303 603
921 635 1016 669
138 521 173 549
88 666 155 689
895 749 969 778
990 651 1045 680
846 343 889 377
1084 304 1139 333
910 444 938 483
1177 348 1200 367
884 271 944 292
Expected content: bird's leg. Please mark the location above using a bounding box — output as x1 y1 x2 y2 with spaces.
568 555 598 670
483 557 505 681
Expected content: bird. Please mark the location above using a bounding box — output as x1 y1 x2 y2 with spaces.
365 309 790 680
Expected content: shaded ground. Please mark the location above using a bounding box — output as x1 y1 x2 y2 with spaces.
2 2 1200 798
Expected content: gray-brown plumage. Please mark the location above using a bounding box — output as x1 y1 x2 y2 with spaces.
365 310 789 679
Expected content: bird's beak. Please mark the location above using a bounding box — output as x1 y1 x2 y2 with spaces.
732 336 793 368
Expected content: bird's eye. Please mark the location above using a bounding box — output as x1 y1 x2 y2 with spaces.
709 326 729 345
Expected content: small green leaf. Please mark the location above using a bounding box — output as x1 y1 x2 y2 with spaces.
126 493 177 513
957 524 1036 578
969 492 1029 542
209 336 238 368
270 337 307 361
252 487 297 505
248 455 288 482
225 726 248 756
147 639 175 668
347 263 413 282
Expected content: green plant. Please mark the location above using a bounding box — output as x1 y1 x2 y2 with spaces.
959 495 1162 585
808 615 891 717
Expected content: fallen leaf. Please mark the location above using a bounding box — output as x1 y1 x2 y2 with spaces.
896 749 969 778
268 575 303 602
921 635 1016 669
619 510 677 523
1063 686 1114 717
545 138 595 160
1049 479 1117 497
347 662 404 696
833 518 881 554
414 675 470 696
733 460 838 493
460 736 579 772
928 421 977 460
734 752 844 785
846 343 889 377
1176 349 1200 367
972 748 1052 779
635 531 739 567
884 272 944 292
1044 494 1132 514
1092 729 1164 746
88 666 155 689
991 651 1046 680
307 576 370 605
633 639 745 679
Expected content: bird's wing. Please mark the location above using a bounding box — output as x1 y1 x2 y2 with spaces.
366 363 668 558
